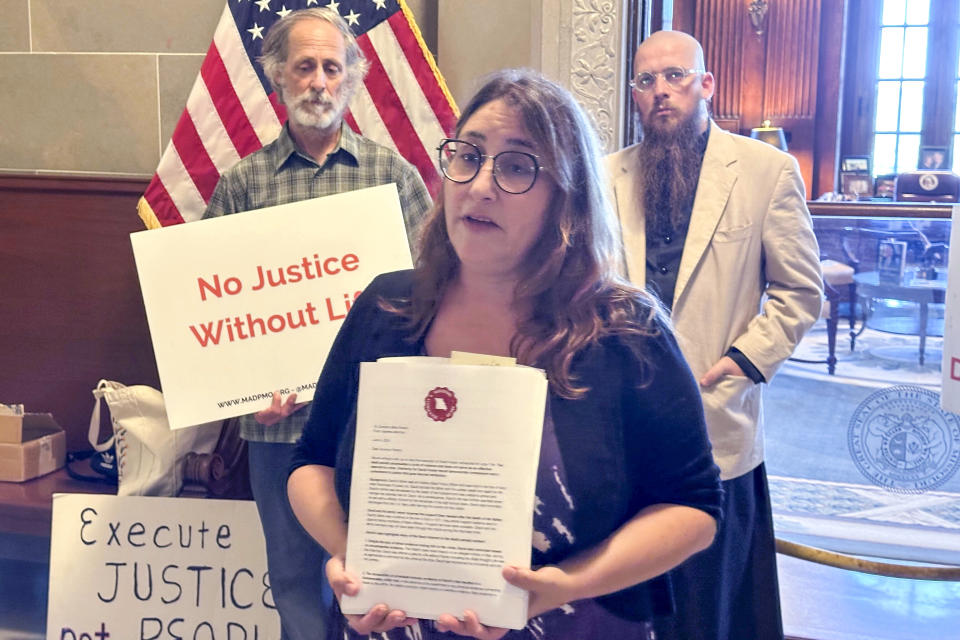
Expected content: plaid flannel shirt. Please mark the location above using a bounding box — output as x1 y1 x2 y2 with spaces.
203 122 432 442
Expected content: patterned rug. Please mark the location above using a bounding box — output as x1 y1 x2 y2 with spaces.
782 318 943 389
769 475 960 564
766 318 960 564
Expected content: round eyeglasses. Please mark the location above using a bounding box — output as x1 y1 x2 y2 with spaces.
437 139 544 195
630 67 702 92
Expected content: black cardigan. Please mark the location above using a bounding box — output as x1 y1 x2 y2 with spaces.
291 270 722 621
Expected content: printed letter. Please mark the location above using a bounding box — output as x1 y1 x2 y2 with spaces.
251 266 267 291
341 253 359 271
198 275 222 301
189 321 224 347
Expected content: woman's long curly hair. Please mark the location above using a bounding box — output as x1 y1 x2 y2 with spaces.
387 69 666 398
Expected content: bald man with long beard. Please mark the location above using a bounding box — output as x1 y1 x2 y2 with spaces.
607 31 823 640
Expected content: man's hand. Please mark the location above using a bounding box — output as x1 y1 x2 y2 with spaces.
699 356 745 387
254 391 308 426
325 554 415 634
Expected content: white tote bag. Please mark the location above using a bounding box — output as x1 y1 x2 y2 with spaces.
88 380 221 496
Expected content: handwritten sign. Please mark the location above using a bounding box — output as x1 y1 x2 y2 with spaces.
47 494 281 640
131 183 413 429
943 205 960 414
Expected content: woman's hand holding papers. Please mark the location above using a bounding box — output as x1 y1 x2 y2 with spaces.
434 564 575 639
254 391 308 426
502 565 577 619
326 554 417 634
434 502 716 638
288 465 416 635
435 610 508 639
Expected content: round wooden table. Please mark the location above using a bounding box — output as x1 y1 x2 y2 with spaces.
853 269 947 366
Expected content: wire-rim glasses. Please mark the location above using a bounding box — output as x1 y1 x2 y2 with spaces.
630 67 702 92
437 138 543 195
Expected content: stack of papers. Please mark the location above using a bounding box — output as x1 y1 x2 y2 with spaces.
342 354 548 629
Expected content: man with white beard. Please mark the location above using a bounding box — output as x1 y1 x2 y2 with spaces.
203 9 430 640
606 30 823 640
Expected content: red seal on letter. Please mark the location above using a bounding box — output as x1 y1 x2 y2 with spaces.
425 387 457 422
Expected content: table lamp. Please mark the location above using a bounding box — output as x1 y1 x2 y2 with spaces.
750 120 788 151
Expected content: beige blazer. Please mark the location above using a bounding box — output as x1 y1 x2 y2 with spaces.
606 122 823 480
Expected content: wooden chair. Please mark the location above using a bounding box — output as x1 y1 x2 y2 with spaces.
894 171 960 203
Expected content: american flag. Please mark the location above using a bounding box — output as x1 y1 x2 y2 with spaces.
137 0 458 228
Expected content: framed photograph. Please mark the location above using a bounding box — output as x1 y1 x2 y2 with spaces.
875 173 896 198
840 172 874 198
877 238 907 284
841 156 871 173
918 146 948 170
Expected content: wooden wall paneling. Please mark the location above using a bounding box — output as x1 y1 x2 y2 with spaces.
761 0 823 196
694 0 748 133
813 0 847 197
677 0 836 198
763 0 821 118
671 0 695 34
0 175 159 452
922 1 960 148
650 0 663 33
841 1 880 157
653 0 847 195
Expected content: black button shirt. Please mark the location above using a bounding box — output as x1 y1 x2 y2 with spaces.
644 130 709 311
642 128 765 384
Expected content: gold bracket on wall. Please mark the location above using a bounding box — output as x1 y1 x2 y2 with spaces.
748 0 769 36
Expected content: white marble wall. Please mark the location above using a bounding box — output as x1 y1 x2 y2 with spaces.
437 0 630 153
0 0 628 175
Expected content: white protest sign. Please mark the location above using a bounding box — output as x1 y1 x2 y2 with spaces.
131 183 413 429
942 205 960 413
47 494 281 640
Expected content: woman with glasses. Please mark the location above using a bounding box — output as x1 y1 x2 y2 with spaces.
287 68 722 639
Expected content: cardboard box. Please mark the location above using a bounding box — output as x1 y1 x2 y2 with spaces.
0 413 66 482
0 409 25 443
